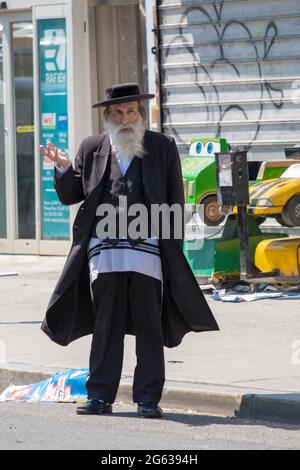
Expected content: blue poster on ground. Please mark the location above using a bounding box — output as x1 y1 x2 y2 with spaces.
38 18 70 240
0 369 89 402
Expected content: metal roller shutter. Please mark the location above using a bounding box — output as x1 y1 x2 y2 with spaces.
156 0 300 160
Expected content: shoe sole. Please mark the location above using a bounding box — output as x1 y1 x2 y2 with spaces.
76 405 113 415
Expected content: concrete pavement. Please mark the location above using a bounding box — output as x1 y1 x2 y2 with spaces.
1 254 300 423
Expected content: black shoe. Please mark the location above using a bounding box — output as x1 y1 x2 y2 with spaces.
137 402 163 419
76 399 112 415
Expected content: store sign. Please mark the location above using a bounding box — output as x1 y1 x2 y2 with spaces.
38 18 70 239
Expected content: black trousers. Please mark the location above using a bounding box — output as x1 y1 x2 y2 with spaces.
86 271 165 405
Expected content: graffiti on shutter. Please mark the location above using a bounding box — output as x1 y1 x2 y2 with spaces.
157 0 300 160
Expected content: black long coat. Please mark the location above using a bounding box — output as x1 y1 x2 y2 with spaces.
41 130 219 348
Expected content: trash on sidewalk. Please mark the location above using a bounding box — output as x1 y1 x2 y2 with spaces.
210 290 300 302
211 291 281 302
200 278 300 302
0 369 88 402
0 272 18 277
199 284 216 293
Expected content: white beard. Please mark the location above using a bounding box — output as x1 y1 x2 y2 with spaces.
105 115 146 158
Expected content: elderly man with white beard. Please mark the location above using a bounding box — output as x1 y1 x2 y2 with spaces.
40 83 219 419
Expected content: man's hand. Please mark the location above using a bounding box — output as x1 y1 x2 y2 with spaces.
40 141 70 169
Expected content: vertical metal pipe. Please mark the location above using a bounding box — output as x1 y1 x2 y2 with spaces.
237 205 252 280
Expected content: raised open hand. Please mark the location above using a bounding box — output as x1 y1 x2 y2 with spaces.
40 141 70 169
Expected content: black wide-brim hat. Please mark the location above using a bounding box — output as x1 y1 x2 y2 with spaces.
92 82 155 108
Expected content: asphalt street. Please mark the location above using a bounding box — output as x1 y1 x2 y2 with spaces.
1 402 300 450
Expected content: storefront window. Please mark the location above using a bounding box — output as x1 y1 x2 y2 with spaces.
0 24 7 239
12 22 35 239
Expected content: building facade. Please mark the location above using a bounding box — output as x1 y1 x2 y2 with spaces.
0 0 158 255
1 0 300 256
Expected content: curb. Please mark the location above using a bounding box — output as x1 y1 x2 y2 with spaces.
237 394 300 423
1 368 300 423
117 383 243 418
0 369 51 394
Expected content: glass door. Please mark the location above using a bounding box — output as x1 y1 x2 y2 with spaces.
0 10 71 255
0 16 11 253
0 23 7 243
0 12 36 254
13 21 35 241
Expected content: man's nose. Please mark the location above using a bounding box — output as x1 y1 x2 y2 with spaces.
121 114 130 125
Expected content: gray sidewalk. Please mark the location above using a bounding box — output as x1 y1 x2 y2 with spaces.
1 254 300 422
